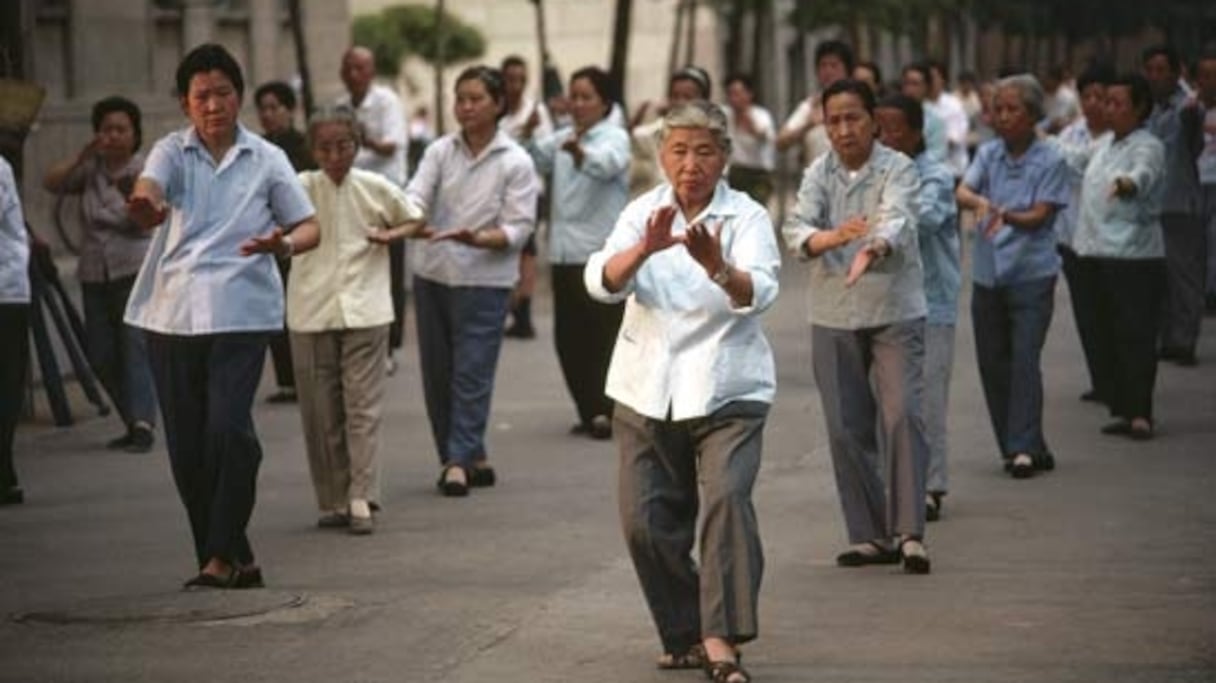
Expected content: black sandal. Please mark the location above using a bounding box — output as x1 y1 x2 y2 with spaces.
704 659 751 683
437 465 469 497
836 542 899 567
656 644 705 670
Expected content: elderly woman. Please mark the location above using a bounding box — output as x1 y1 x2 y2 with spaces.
957 75 1070 479
782 80 931 574
1071 74 1167 439
288 107 423 534
405 66 539 496
524 66 630 439
585 100 779 683
43 96 158 452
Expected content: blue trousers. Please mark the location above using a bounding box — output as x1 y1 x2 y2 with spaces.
971 277 1055 460
413 276 510 468
146 332 267 568
82 275 157 429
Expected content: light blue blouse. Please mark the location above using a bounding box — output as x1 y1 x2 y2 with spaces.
914 152 961 325
1073 128 1166 259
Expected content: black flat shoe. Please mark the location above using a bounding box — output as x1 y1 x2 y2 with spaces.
1128 419 1155 441
900 538 931 575
233 566 265 589
183 571 236 590
1008 454 1035 479
105 431 134 450
925 492 943 522
0 486 24 506
836 542 900 567
1101 420 1132 436
1079 390 1105 403
588 415 612 440
437 465 469 497
468 465 496 488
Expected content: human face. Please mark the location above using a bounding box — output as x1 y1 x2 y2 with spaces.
874 106 918 157
726 80 753 112
341 50 375 98
1195 58 1216 103
659 127 726 213
256 93 293 135
1143 54 1176 100
992 86 1035 146
1104 85 1142 139
568 77 606 131
310 121 357 184
182 70 240 148
503 64 527 101
95 111 137 163
454 77 501 135
901 70 928 101
852 66 878 95
816 55 847 89
824 91 876 167
929 66 946 97
668 78 703 106
1079 82 1107 131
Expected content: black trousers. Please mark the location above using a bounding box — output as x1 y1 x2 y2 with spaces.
551 264 624 426
1058 245 1108 400
146 332 268 568
1092 258 1165 421
388 240 407 351
0 304 30 491
267 259 295 390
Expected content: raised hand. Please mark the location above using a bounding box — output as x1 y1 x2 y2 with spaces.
641 206 685 255
835 215 869 245
684 220 725 275
127 195 168 230
845 245 877 286
429 227 479 245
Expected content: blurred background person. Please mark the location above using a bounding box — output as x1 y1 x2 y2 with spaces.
43 96 157 453
723 72 776 207
0 156 30 506
927 59 971 179
900 62 948 162
524 66 630 440
1042 65 1080 134
777 39 854 164
853 60 884 98
630 66 712 196
1196 50 1216 312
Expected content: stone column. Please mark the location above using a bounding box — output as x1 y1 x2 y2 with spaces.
69 0 154 99
182 0 215 52
249 0 277 89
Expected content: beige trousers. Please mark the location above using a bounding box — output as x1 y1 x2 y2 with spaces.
290 325 389 513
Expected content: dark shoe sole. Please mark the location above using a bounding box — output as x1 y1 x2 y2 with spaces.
469 466 496 488
836 546 900 567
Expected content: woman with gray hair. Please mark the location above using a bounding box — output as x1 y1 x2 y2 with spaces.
584 99 780 683
288 106 424 533
956 74 1070 479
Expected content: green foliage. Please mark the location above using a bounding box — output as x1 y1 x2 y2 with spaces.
351 4 487 76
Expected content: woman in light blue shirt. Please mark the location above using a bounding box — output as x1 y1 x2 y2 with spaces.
957 74 1070 480
525 66 630 440
1073 74 1167 440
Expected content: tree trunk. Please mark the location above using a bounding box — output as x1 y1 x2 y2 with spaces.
683 0 697 67
287 0 314 115
609 0 633 111
434 0 446 135
667 0 684 76
724 0 743 77
750 0 769 101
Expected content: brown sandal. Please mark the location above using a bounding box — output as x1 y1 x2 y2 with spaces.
705 658 751 683
656 643 705 670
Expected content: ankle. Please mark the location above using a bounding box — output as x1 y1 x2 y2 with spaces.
701 636 736 663
349 498 371 519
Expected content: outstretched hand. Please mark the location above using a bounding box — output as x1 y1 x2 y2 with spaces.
642 206 685 255
127 195 168 230
845 245 877 286
239 226 288 257
684 220 725 275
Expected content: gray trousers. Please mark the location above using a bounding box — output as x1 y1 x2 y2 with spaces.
291 325 389 513
615 401 767 655
812 321 928 544
924 323 956 495
1160 212 1207 354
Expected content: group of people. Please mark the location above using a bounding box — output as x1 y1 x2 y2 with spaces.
1 34 1213 683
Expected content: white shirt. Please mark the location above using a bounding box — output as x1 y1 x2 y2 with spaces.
288 168 423 332
584 181 781 420
406 130 539 288
500 96 553 142
781 97 832 162
0 158 30 304
725 104 776 171
338 84 408 186
927 92 970 177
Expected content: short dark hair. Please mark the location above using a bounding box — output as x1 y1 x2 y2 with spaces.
670 65 712 100
902 62 933 88
500 55 527 72
822 78 876 115
815 40 855 72
176 43 245 100
855 61 883 87
1193 48 1216 74
455 65 507 119
254 81 296 111
91 95 143 152
724 72 755 94
1111 72 1154 123
570 66 616 118
876 93 924 134
1075 63 1116 93
927 58 949 84
1142 44 1181 73
958 71 978 86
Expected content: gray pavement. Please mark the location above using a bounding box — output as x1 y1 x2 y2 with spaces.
2 261 1215 683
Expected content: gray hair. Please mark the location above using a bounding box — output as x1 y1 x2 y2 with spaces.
656 100 733 156
306 105 362 147
994 74 1045 121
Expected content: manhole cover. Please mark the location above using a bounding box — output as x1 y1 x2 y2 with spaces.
12 590 308 625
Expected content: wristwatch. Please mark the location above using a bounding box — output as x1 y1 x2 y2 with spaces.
711 263 732 286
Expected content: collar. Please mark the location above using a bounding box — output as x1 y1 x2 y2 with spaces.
455 129 513 162
826 142 891 184
657 180 740 225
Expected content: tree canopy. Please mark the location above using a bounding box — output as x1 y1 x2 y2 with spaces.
352 4 487 76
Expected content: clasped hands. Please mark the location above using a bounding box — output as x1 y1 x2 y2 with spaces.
826 215 887 287
642 205 727 277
